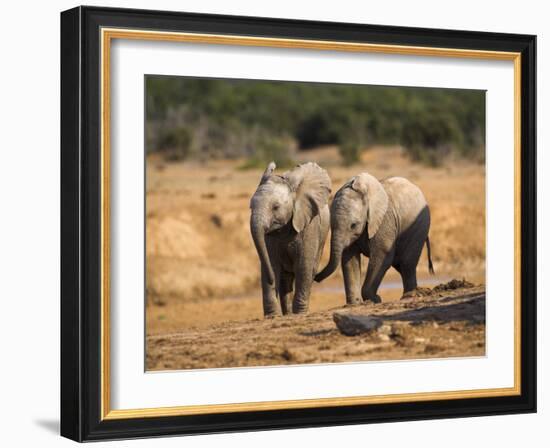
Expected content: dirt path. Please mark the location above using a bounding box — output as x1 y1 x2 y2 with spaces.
146 282 485 371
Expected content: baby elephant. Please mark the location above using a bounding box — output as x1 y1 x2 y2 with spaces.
250 162 331 317
315 173 434 304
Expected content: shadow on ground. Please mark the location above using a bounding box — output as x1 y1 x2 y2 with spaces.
34 419 59 435
374 293 485 324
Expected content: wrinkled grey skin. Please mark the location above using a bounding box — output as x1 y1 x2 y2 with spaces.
250 162 331 316
315 173 434 304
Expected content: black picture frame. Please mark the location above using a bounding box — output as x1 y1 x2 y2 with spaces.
61 5 536 442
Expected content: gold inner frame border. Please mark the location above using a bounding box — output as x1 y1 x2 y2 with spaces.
99 27 522 420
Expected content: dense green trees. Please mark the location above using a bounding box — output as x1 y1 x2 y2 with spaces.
146 76 485 166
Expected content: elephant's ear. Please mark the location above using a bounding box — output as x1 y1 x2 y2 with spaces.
285 162 332 233
351 173 388 239
259 161 276 184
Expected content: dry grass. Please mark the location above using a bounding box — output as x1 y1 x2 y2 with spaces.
146 145 485 335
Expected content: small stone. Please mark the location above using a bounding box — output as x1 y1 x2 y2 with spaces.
333 312 383 336
378 334 391 342
433 278 474 293
414 337 427 343
424 344 443 354
281 348 294 361
378 324 393 336
401 287 431 300
344 302 361 308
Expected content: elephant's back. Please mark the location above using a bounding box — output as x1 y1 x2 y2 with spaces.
382 177 429 230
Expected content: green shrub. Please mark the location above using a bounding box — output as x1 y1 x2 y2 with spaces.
146 77 486 167
239 134 295 170
338 141 360 166
400 108 464 166
157 127 193 161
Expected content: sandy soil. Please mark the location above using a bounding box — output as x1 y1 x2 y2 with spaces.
145 145 486 369
147 282 485 370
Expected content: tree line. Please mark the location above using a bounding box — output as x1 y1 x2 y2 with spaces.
146 76 485 167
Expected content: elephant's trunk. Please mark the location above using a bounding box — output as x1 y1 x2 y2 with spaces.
315 234 344 282
250 214 275 285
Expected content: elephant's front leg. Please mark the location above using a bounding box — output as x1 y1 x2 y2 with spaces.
341 247 362 306
292 245 317 314
361 246 394 304
261 263 281 317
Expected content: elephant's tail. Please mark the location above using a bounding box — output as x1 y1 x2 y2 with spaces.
426 236 435 275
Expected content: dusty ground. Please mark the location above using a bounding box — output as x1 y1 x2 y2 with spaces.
147 282 485 370
145 145 486 369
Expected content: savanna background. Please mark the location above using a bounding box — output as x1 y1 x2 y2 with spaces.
145 76 486 370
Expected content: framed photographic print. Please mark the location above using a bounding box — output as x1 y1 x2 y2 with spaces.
60 6 536 442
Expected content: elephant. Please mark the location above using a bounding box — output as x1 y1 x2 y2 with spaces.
250 161 331 317
315 172 434 304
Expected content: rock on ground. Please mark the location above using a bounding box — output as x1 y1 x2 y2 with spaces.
333 313 382 336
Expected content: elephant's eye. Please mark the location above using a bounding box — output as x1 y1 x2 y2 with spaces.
273 204 280 211
350 223 358 229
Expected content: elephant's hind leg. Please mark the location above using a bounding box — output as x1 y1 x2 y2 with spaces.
397 263 418 298
279 271 294 315
397 237 425 299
